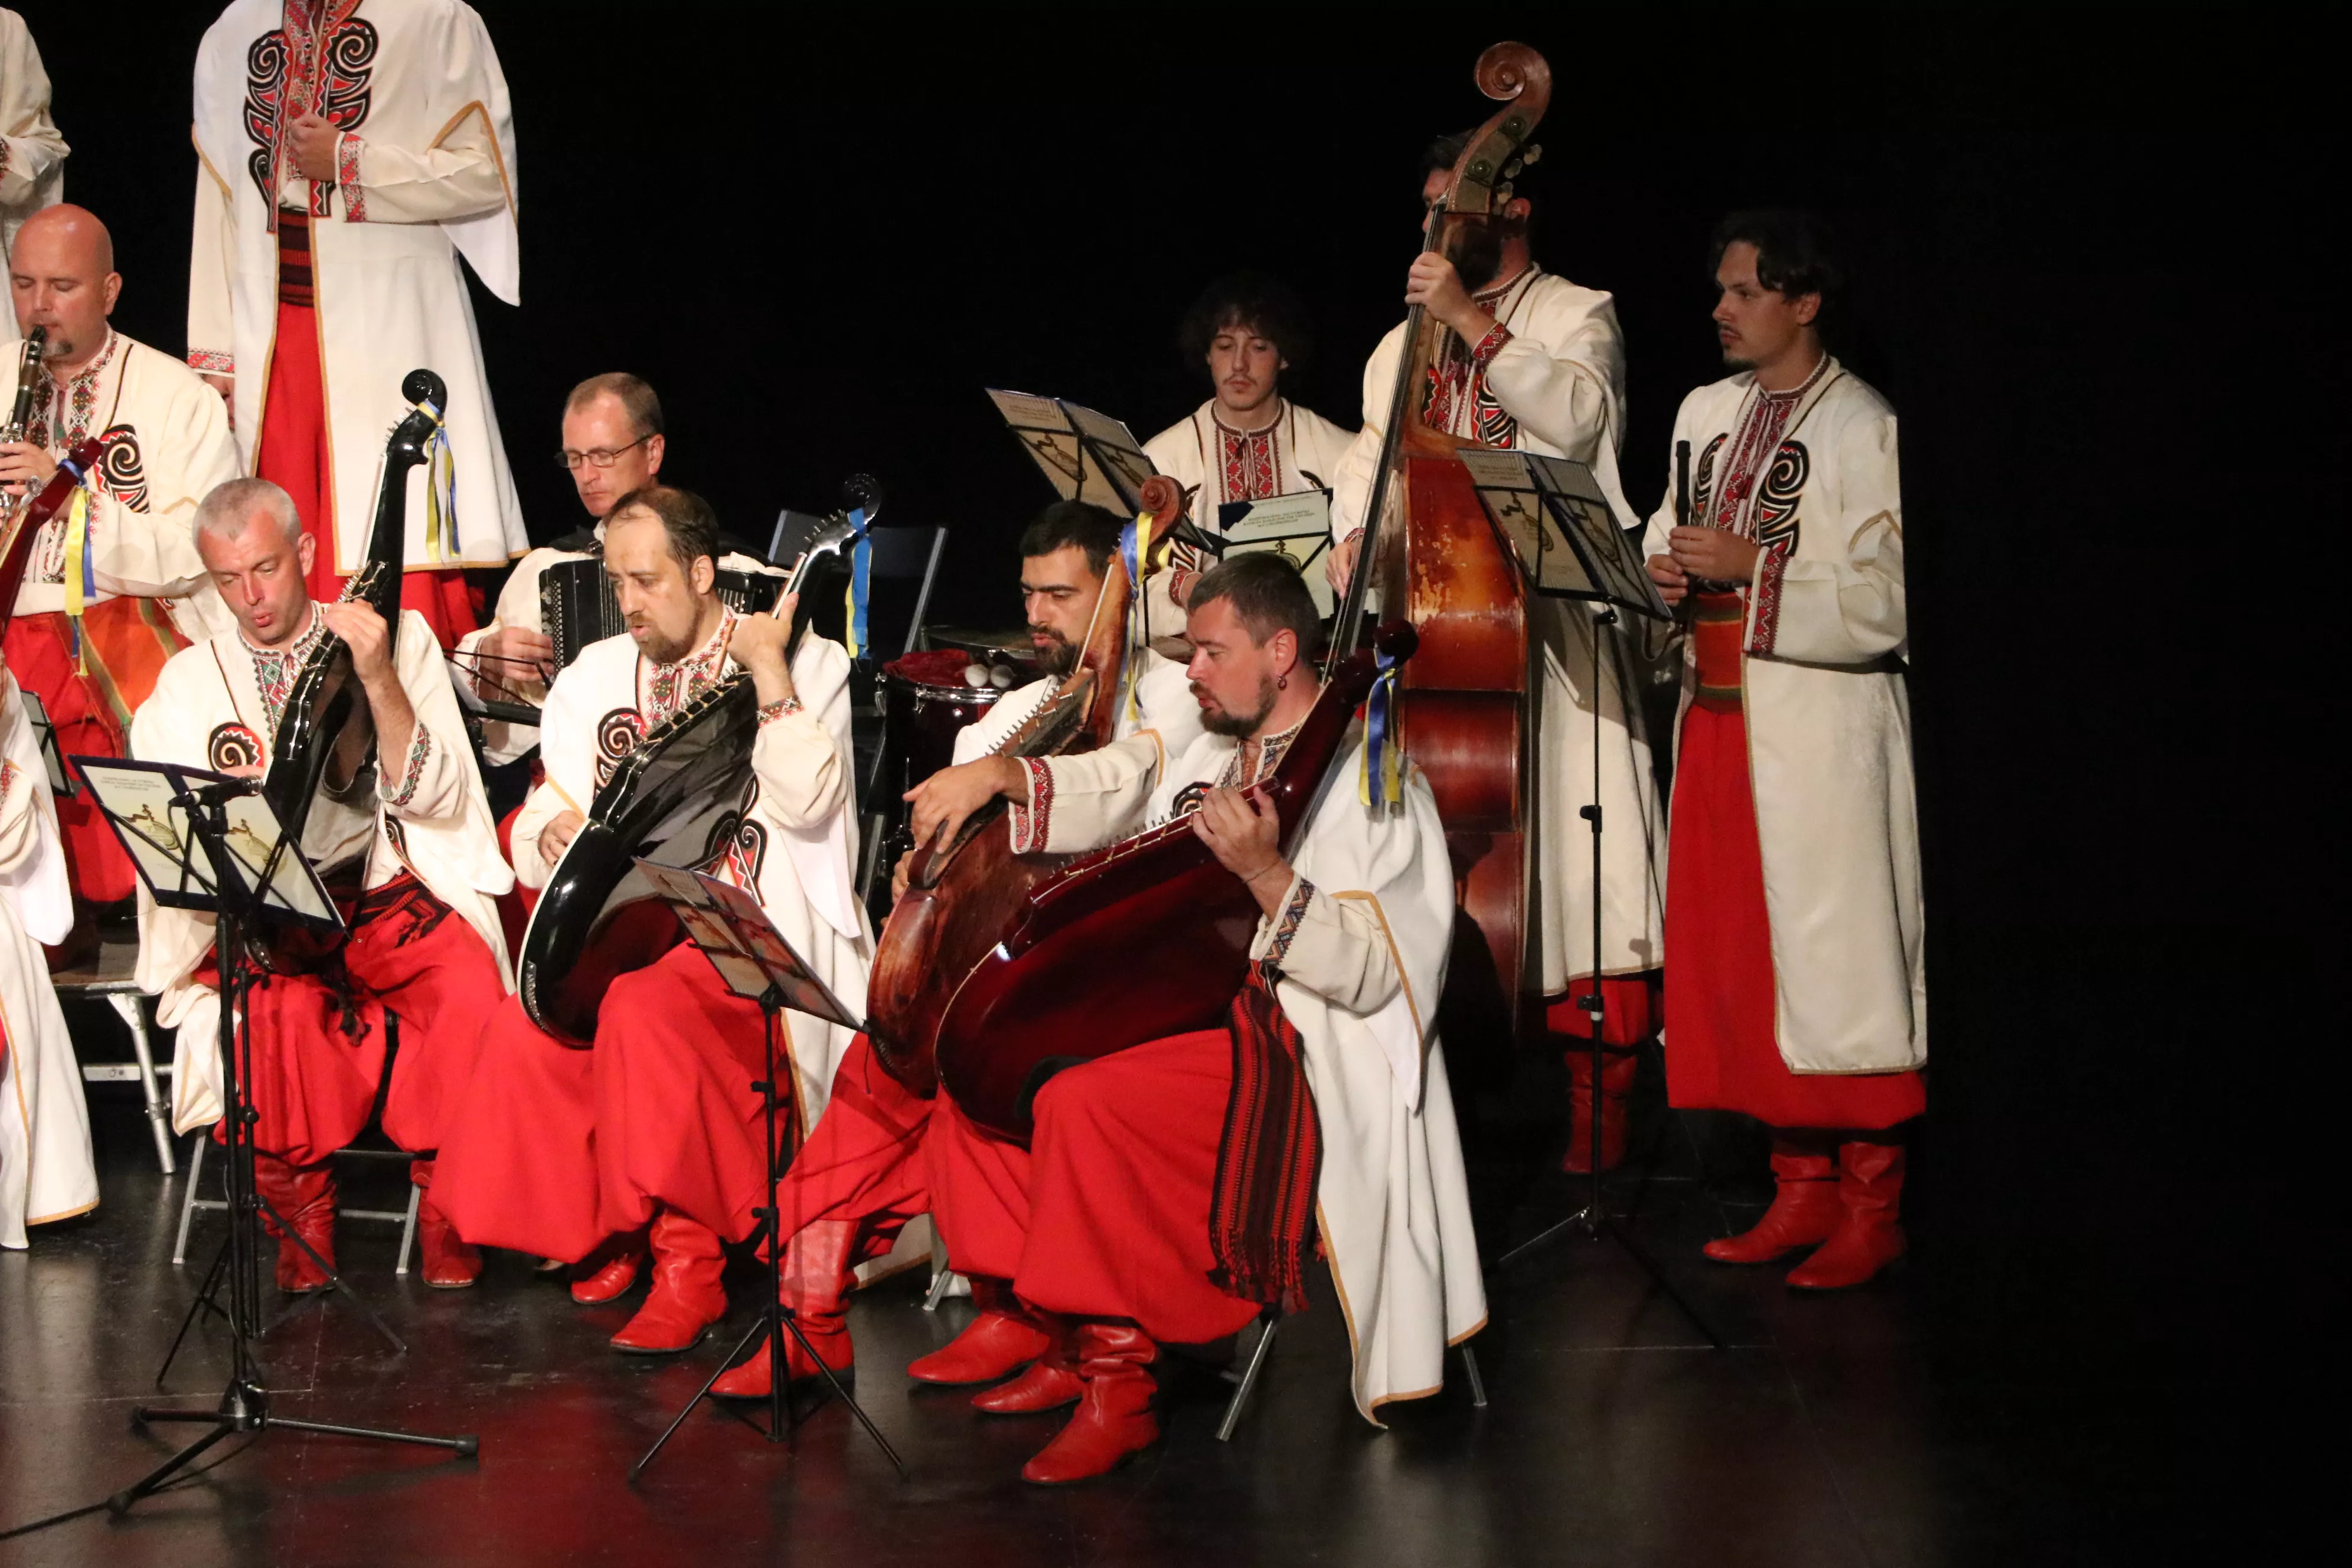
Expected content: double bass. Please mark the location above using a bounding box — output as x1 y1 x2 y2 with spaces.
864 474 1181 1094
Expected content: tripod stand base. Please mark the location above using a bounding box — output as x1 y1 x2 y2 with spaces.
110 1378 478 1515
1501 1203 1727 1350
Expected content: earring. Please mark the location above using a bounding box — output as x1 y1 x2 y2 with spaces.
1276 674 1287 690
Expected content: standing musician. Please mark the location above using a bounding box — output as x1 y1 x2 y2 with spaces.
132 477 514 1292
455 373 779 766
1644 213 1923 1291
1138 273 1354 637
0 8 68 258
432 485 869 1357
704 498 1203 1402
1329 134 1665 1174
5 205 239 957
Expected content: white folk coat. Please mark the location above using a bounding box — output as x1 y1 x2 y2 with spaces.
1015 724 1487 1422
949 646 1201 769
0 8 66 257
190 0 527 575
133 606 515 1132
511 621 871 1128
2 330 240 642
1640 361 1925 1075
0 670 93 1247
1332 267 1665 991
1141 398 1357 638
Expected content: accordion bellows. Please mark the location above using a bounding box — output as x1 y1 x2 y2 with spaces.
540 557 783 671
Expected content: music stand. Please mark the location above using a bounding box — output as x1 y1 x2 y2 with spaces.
69 758 477 1515
1456 454 1724 1350
625 862 909 1484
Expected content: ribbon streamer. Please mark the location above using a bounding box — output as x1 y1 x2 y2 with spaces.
1358 643 1403 809
1118 511 1151 721
413 393 459 563
62 486 92 674
843 510 871 659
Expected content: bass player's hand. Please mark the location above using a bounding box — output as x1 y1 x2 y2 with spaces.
1191 785 1293 916
540 809 585 866
904 755 1025 853
1326 530 1363 596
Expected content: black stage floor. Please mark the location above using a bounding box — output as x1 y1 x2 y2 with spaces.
4 1080 2173 1567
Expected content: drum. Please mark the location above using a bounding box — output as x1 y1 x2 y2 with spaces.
880 649 1012 792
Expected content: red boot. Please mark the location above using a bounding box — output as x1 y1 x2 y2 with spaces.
409 1160 480 1289
710 1219 860 1399
1786 1139 1907 1290
1562 1046 1638 1174
1704 1135 1839 1264
907 1276 1050 1385
570 1230 647 1305
610 1209 727 1354
973 1312 1082 1415
1020 1321 1159 1484
254 1153 337 1293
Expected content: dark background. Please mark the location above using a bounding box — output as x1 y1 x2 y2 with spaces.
26 4 2312 1414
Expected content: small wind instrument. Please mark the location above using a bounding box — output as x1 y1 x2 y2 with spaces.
4 326 48 444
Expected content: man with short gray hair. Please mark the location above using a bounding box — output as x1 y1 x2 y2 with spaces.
132 476 514 1293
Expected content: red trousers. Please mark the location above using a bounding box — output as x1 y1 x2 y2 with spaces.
595 945 801 1246
6 606 188 904
925 1030 1261 1347
774 1030 932 1242
256 297 476 649
1664 704 1925 1130
432 986 600 1261
229 876 505 1167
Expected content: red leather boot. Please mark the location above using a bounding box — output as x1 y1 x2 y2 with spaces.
1562 1046 1638 1174
254 1153 337 1293
610 1208 728 1353
570 1230 647 1305
906 1276 1051 1385
1703 1134 1839 1264
710 1219 861 1398
1020 1321 1159 1484
973 1312 1082 1415
409 1159 480 1289
1786 1139 1907 1290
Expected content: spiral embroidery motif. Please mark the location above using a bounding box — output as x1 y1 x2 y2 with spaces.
1754 440 1809 554
1691 434 1726 529
99 424 149 512
208 723 266 775
241 6 377 210
593 707 647 788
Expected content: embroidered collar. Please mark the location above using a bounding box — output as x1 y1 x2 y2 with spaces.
240 602 329 737
1224 714 1306 789
1210 400 1286 440
28 330 120 450
641 606 739 727
1755 352 1831 404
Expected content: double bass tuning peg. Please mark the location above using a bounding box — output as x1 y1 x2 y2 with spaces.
1494 182 1514 206
1521 143 1543 166
1502 158 1523 180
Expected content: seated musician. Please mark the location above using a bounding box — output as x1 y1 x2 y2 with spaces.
455 374 779 766
130 478 514 1291
1137 272 1354 638
433 484 868 1356
705 497 1203 1401
1329 133 1665 1175
4 205 240 958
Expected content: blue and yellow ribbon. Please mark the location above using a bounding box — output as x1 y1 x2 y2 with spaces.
61 487 93 674
842 509 871 659
1358 643 1404 808
414 392 459 563
1118 510 1151 720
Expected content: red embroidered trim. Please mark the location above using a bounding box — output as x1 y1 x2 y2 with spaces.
380 727 433 809
1216 418 1281 508
0 758 18 806
1471 322 1514 367
1007 757 1053 854
757 695 803 725
187 349 235 376
337 132 366 221
1265 876 1315 967
1747 544 1791 656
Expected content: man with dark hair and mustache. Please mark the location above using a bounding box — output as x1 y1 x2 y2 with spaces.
1328 132 1667 1178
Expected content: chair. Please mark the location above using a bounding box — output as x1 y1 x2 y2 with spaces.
53 934 177 1175
174 1136 422 1275
1215 1306 1488 1442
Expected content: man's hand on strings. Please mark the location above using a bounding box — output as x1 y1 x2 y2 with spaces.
287 112 342 183
1666 526 1761 589
475 624 555 696
1191 786 1292 914
0 439 60 495
889 845 917 903
1647 553 1689 606
321 600 394 682
541 809 585 866
904 756 1024 854
1326 530 1363 595
729 595 801 707
1405 253 1497 345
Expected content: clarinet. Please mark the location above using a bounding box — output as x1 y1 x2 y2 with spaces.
4 326 48 449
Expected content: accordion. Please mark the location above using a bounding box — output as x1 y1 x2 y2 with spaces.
540 555 784 671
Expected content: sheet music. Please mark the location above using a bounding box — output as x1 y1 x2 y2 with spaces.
988 389 1159 514
1219 489 1337 616
634 860 861 1028
18 689 71 796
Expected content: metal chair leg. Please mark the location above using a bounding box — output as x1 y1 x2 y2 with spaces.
1216 1311 1282 1442
173 1136 207 1266
1460 1342 1488 1409
108 992 176 1176
395 1178 421 1276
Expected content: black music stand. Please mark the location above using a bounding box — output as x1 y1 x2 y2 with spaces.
625 863 909 1484
62 758 476 1519
1456 455 1724 1349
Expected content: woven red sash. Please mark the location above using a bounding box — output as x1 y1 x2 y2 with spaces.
1208 961 1322 1312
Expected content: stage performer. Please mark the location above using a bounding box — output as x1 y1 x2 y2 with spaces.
1329 137 1664 1173
1138 272 1354 637
4 205 240 955
189 0 527 648
0 9 67 257
0 652 96 1249
456 373 779 767
1643 211 1924 1291
132 477 514 1291
432 485 867 1356
702 498 1202 1400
